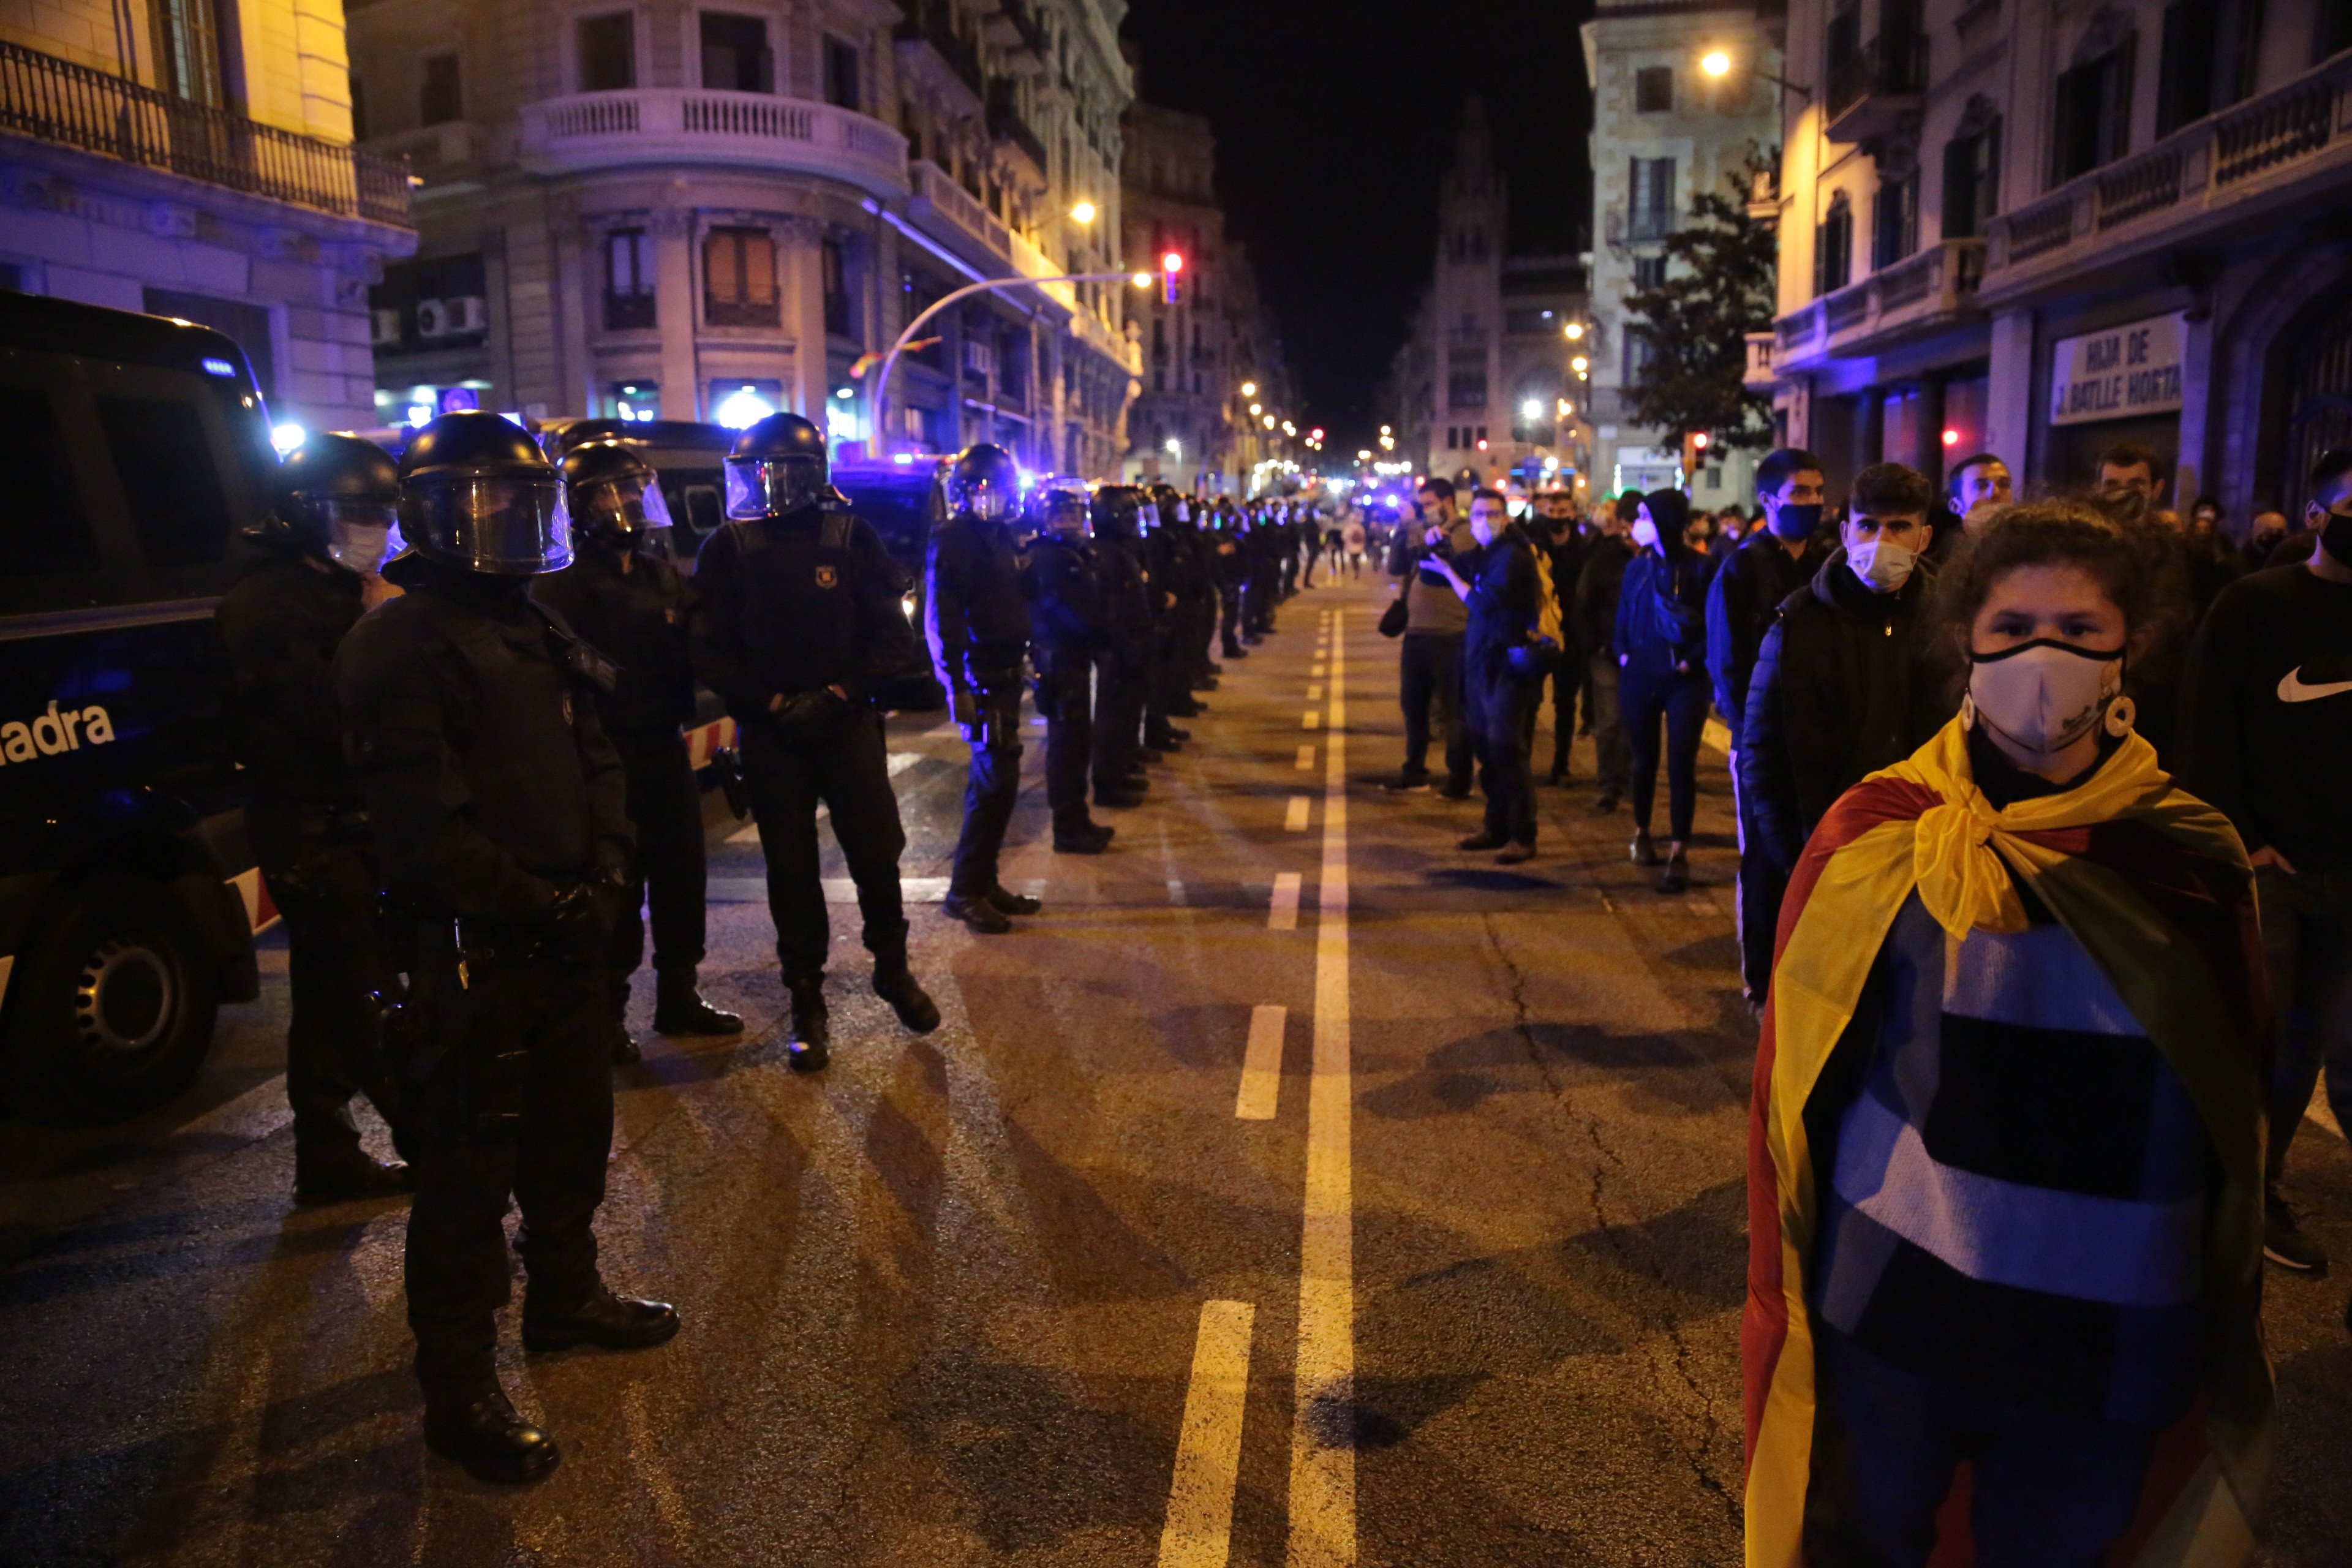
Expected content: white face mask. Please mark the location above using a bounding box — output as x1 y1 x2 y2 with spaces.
1847 535 1916 592
1967 639 2124 761
1631 518 1660 549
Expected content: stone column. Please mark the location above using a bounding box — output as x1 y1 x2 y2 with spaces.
654 201 699 421
1986 307 2036 486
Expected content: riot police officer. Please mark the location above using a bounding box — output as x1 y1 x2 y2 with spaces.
533 440 741 1064
1088 487 1153 806
1022 483 1115 854
1212 500 1248 660
1147 485 1210 718
337 412 677 1485
927 444 1044 933
216 432 413 1205
687 413 940 1068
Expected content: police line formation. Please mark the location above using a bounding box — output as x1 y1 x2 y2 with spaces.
225 409 1331 1483
228 408 2352 1556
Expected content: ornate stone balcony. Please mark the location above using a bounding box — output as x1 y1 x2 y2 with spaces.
517 89 907 200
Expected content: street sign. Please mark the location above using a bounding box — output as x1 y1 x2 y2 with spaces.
2049 312 2187 427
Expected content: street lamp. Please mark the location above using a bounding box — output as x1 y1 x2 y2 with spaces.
1240 380 1257 397
1563 322 1585 341
1069 200 1097 224
1697 45 1811 99
1570 355 1589 378
1520 398 1545 423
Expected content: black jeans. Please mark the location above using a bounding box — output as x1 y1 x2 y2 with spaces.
1035 647 1093 826
1464 666 1537 845
1547 654 1585 772
609 731 707 1005
1219 586 1243 654
2258 862 2352 1186
739 711 910 978
254 809 409 1166
950 690 1023 895
1586 652 1628 797
1619 662 1709 840
406 951 612 1396
1398 632 1472 786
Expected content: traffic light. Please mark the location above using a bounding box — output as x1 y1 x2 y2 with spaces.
1161 251 1185 305
1681 430 1711 474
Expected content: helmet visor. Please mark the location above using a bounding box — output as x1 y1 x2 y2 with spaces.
402 477 572 575
725 456 826 519
1137 502 1160 534
1043 496 1089 536
573 475 675 554
952 476 1019 522
305 499 402 574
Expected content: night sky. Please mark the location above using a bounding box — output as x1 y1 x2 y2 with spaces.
1120 0 1597 447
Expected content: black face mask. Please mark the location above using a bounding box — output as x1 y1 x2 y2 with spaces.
1771 502 1822 541
2323 511 2352 568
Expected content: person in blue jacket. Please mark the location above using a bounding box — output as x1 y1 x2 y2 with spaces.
1614 488 1717 892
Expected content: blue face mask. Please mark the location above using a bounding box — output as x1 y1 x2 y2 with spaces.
1771 501 1822 541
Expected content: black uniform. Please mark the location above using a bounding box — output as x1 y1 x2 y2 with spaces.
336 570 634 1399
927 513 1033 897
532 546 704 1019
689 507 925 981
1145 522 1197 733
1091 523 1153 791
216 551 410 1183
1025 533 1105 829
1212 518 1247 657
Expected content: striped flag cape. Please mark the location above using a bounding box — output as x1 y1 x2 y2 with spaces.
1743 715 2274 1566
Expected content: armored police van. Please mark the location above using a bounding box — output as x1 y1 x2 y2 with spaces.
0 293 273 1121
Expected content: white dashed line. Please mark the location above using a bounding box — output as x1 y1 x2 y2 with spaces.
1296 745 1316 771
1156 1300 1257 1568
1267 872 1302 930
1235 1005 1287 1120
1285 796 1311 832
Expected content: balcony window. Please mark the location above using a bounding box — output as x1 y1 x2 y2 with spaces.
701 13 774 94
1942 118 2002 238
2051 34 2135 184
1825 6 1861 115
824 36 862 113
605 229 655 331
1628 157 1676 241
578 13 637 93
150 0 227 108
1634 255 1667 291
420 53 461 126
1871 168 1918 269
1635 66 1673 113
704 227 778 328
1624 330 1655 387
821 240 852 338
2157 0 2263 135
1815 191 1853 296
1447 370 1488 412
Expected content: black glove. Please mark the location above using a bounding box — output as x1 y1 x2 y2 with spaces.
771 687 852 737
546 868 627 966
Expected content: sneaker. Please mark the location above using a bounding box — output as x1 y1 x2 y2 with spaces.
1379 771 1433 793
1457 830 1507 851
1495 842 1537 865
2266 1193 2331 1275
1629 829 1658 867
1657 850 1690 894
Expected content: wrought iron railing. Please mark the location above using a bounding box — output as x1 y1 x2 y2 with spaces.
0 40 411 226
895 1 984 98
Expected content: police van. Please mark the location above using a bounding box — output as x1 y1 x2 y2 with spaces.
0 293 274 1121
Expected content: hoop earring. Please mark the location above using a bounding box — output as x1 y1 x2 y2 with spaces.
1960 693 1977 729
2103 695 2136 737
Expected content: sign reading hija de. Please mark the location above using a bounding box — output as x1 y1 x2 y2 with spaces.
2050 312 2187 427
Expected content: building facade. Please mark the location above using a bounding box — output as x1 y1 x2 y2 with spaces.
1118 100 1291 494
1386 102 1594 496
0 0 417 434
1761 0 2352 520
1580 0 1780 505
347 0 1140 475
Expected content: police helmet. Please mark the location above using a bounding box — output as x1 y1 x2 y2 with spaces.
724 413 829 520
1091 486 1144 541
946 443 1022 524
396 411 571 575
1036 482 1090 538
271 432 401 575
560 439 675 554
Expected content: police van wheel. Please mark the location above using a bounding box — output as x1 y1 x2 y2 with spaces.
7 875 219 1124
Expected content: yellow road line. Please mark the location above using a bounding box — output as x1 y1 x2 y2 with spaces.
1158 1300 1259 1568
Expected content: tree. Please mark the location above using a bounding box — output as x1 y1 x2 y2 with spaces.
1621 148 1779 453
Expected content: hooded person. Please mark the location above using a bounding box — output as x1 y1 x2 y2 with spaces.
1615 487 1719 892
1745 502 2272 1565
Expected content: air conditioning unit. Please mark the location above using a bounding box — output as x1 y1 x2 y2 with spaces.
371 308 403 345
415 297 451 337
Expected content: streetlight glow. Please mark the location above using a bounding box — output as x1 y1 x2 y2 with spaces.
1131 272 1152 287
1564 322 1585 341
1241 380 1257 396
1570 355 1589 374
1249 402 1263 416
1069 200 1098 224
1521 398 1545 423
1701 48 1732 77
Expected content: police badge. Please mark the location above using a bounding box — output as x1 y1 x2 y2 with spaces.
815 564 840 589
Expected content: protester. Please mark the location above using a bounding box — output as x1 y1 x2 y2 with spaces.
1746 500 2270 1563
1574 495 1637 812
1615 488 1716 892
1427 489 1545 862
2248 507 2294 570
2180 446 2352 1284
2095 440 2167 519
1736 462 1951 998
1384 478 1477 795
1532 489 1594 784
1708 448 1827 992
1343 513 1368 576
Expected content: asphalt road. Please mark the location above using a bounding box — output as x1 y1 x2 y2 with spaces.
3 570 2350 1567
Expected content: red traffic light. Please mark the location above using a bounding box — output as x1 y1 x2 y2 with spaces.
1161 251 1185 274
1692 431 1710 450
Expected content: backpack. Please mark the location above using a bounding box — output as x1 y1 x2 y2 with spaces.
1532 547 1566 651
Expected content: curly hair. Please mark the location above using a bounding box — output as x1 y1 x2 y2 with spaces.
1922 499 2189 693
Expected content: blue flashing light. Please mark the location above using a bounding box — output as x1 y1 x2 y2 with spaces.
201 356 237 377
270 422 306 456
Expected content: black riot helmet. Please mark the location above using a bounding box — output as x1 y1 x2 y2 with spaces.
1036 482 1090 539
1091 485 1145 541
396 410 571 575
559 438 675 554
945 443 1023 524
1149 484 1186 531
724 412 829 519
268 432 401 574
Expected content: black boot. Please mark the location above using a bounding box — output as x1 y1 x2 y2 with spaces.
652 969 744 1036
423 1385 560 1485
293 1149 412 1208
785 973 830 1072
944 890 1014 934
872 957 941 1033
986 885 1045 914
1054 820 1115 854
522 1285 682 1352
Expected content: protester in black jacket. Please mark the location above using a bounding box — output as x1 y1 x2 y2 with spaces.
1615 489 1717 892
1738 470 1951 1000
1573 498 1638 810
1704 448 1826 734
1427 489 1545 861
1532 492 1594 783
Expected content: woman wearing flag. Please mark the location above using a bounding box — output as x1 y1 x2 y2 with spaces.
1744 503 2272 1565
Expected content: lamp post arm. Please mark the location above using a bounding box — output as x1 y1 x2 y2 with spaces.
867 270 1153 463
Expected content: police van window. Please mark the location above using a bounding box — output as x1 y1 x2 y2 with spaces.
94 395 235 567
0 385 101 575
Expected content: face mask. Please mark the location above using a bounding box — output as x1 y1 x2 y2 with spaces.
1847 535 1915 592
1631 518 1660 549
2323 512 2352 568
1771 501 1822 541
1967 639 2124 761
